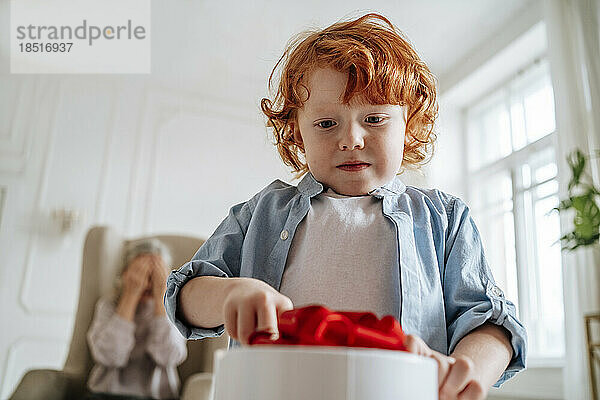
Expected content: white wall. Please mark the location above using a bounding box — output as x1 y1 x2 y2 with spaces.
428 99 467 199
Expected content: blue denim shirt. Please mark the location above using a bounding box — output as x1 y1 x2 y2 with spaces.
165 172 527 387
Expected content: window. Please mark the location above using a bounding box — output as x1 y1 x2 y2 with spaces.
466 59 564 361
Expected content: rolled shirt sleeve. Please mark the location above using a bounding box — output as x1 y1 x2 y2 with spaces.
443 196 527 387
165 200 253 340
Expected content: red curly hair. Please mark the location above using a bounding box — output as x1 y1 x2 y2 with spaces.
261 13 438 179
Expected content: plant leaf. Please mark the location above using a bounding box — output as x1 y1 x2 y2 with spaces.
571 193 600 244
567 149 586 191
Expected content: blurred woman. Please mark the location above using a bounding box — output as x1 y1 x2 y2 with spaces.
86 239 187 400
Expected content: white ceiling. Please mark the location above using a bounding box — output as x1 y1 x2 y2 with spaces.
0 0 540 100
147 0 538 95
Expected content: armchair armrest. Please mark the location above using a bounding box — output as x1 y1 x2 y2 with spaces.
9 369 86 400
180 372 214 400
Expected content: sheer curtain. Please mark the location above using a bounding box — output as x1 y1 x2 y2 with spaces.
544 1 600 399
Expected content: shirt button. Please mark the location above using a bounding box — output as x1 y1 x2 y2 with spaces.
280 229 289 240
492 286 504 297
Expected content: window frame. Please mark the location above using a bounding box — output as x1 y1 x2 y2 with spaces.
462 57 565 367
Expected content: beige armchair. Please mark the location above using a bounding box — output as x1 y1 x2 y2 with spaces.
10 226 228 400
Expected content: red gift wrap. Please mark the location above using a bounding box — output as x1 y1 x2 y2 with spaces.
248 305 408 351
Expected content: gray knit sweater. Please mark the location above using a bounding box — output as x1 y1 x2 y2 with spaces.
86 296 187 399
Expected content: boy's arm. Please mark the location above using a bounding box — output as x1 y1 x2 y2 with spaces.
404 323 512 399
179 275 294 344
179 276 237 328
442 194 527 386
449 322 513 390
165 200 252 340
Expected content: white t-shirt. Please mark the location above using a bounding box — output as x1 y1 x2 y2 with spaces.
279 188 400 319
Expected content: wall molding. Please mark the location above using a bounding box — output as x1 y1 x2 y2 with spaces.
93 83 118 224
0 78 24 143
1 336 68 399
124 87 152 235
122 87 262 234
0 77 39 173
0 186 6 231
18 79 118 316
18 79 64 316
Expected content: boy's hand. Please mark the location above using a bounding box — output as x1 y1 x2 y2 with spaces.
223 278 294 345
404 334 487 400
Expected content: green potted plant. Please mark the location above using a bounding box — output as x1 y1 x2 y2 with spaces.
554 149 600 250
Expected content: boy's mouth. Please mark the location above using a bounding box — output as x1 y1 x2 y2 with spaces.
337 161 371 171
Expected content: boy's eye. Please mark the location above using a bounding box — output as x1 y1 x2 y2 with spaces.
365 116 384 124
316 120 336 129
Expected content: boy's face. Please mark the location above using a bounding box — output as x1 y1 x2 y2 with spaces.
293 68 406 196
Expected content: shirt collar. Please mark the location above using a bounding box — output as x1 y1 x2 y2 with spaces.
297 172 407 198
368 176 407 198
297 172 324 197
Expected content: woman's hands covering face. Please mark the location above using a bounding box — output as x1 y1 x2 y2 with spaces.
148 254 169 302
121 254 168 304
121 255 153 301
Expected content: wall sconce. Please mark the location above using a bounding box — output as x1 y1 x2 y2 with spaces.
51 208 84 233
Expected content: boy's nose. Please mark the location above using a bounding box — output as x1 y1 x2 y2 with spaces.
338 124 365 150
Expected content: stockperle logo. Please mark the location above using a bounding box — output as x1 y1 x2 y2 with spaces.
10 0 151 74
16 19 147 46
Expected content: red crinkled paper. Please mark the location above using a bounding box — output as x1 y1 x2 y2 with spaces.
248 305 407 351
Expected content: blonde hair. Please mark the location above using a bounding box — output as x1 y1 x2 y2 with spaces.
261 13 438 179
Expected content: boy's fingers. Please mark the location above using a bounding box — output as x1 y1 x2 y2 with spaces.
256 302 278 338
457 380 486 400
276 296 294 316
404 334 429 356
238 305 256 345
440 356 471 400
431 352 454 392
404 335 419 354
224 307 238 341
